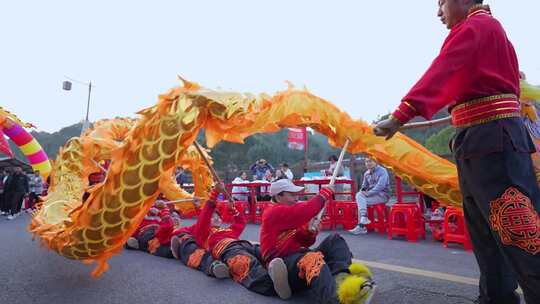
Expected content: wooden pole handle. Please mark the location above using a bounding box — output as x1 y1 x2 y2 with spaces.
193 141 234 203
311 139 351 231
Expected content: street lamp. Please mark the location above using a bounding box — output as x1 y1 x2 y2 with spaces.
62 77 93 134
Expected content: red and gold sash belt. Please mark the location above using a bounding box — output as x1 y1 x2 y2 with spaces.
451 94 520 128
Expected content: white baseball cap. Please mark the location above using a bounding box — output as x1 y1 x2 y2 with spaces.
269 179 304 196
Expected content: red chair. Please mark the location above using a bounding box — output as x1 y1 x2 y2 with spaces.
254 201 274 224
320 204 335 230
366 203 388 234
388 203 426 242
443 206 473 251
334 202 358 230
395 176 425 212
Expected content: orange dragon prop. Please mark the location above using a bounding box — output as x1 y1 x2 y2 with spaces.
30 78 540 277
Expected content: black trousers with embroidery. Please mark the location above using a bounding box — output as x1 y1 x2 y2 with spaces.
218 241 276 296
281 233 352 304
453 118 540 304
137 227 173 258
175 234 218 277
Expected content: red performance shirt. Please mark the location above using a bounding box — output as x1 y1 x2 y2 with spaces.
205 212 246 252
392 9 520 124
260 195 326 263
132 216 160 238
171 199 216 248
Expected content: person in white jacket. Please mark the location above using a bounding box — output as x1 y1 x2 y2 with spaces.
280 163 293 180
231 171 249 201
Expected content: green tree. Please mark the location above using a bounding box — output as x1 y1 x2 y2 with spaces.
425 126 455 155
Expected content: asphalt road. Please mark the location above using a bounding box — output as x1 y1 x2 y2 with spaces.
1 214 494 304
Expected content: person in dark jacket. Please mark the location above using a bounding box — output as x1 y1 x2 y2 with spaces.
0 169 10 215
5 167 29 220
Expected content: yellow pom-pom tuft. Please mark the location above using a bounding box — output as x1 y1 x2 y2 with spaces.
337 275 366 304
349 262 372 278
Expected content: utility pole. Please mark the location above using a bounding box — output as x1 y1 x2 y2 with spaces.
63 77 93 134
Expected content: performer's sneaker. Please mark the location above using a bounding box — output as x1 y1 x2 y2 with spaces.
336 273 376 304
126 237 139 250
268 258 291 300
170 235 181 259
209 261 230 279
359 216 371 225
348 225 368 235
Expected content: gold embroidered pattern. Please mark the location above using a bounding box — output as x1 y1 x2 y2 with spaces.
211 238 236 259
275 229 297 250
452 94 517 111
490 187 540 255
453 112 521 129
402 101 417 113
467 4 491 18
452 101 519 118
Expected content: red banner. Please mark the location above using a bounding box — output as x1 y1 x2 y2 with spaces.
287 127 307 151
0 130 13 158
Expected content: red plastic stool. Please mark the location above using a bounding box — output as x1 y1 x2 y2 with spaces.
366 203 388 234
321 205 335 230
254 201 274 224
334 202 358 230
443 206 473 251
388 203 426 242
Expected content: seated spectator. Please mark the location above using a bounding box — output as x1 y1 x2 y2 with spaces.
349 158 390 235
232 171 249 201
250 159 274 181
272 169 286 182
280 163 293 180
263 170 273 182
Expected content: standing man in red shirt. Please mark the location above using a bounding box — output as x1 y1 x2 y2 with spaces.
375 1 540 303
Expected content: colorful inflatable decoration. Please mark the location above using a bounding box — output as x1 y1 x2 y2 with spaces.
521 80 540 182
0 107 51 177
30 78 540 277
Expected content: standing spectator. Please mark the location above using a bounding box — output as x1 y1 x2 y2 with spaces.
280 163 293 180
28 170 43 211
175 167 187 186
250 159 274 181
231 171 249 201
5 166 29 220
324 155 344 177
349 158 390 235
0 169 9 215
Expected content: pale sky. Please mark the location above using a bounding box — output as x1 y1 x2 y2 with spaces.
1 0 539 132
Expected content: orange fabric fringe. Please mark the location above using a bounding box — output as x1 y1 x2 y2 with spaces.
187 249 205 269
148 238 160 254
297 251 326 286
227 255 251 283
